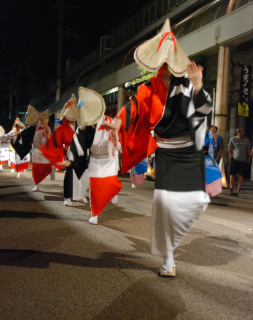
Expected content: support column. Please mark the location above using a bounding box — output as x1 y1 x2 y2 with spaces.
214 46 230 142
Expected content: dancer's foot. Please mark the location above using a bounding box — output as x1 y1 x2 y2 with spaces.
158 266 176 277
89 216 98 225
50 171 55 180
16 172 20 179
63 199 72 206
158 254 176 277
32 185 39 192
131 184 136 189
111 195 118 205
79 197 88 204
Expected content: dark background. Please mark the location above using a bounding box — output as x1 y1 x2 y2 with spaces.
0 0 148 129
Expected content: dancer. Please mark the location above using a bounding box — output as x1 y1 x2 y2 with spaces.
0 126 6 170
0 126 10 170
40 94 89 206
6 118 30 178
10 106 38 172
60 87 122 224
30 108 52 191
103 19 212 277
0 119 26 175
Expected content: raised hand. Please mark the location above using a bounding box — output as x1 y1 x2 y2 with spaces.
187 61 203 95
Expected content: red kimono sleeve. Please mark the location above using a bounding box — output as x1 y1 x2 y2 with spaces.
39 121 74 170
117 78 166 175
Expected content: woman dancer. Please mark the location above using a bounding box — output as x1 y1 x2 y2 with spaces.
40 94 89 206
103 19 212 277
60 87 122 224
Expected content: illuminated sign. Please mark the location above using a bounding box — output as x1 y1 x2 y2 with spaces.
238 64 252 117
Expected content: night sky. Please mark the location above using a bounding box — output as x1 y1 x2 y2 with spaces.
0 0 149 127
1 0 149 84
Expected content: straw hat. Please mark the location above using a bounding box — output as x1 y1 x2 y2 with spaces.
134 19 189 77
12 117 25 129
0 126 5 137
77 87 106 129
60 94 78 121
25 104 40 126
41 109 50 123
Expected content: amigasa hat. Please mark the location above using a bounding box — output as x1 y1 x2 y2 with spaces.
0 126 5 137
41 109 50 123
25 104 40 126
12 117 25 129
60 94 78 121
77 87 105 129
134 19 189 77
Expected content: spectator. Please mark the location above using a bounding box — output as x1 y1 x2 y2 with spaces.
210 125 223 164
204 129 222 197
130 158 148 188
228 128 251 192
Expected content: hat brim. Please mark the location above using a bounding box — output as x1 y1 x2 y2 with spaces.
77 87 106 129
0 126 5 137
134 19 189 77
60 94 78 121
13 118 25 129
134 41 189 77
25 105 40 126
41 109 50 123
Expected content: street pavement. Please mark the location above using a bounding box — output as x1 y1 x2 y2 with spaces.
0 167 253 320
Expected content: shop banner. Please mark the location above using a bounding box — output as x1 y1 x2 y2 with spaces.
238 64 252 117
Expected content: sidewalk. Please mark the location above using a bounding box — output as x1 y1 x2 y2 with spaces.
219 180 253 203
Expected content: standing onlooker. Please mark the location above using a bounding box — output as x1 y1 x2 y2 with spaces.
204 129 222 197
228 128 251 192
210 125 223 164
130 158 148 188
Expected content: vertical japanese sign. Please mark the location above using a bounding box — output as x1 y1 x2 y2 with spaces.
238 64 252 117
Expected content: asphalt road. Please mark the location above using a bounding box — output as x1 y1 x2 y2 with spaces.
0 168 253 320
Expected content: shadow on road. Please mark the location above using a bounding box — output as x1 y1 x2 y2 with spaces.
0 248 156 272
176 235 240 266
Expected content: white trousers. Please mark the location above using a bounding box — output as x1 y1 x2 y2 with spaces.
151 189 210 258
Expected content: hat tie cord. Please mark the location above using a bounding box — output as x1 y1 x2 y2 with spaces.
66 101 73 108
157 32 177 54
